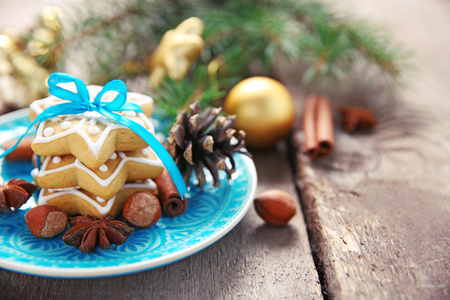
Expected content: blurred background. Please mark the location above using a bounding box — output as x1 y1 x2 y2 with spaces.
0 0 449 150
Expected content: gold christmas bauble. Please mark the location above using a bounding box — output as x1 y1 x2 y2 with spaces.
224 76 295 148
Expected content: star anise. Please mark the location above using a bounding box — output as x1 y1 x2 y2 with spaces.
167 101 251 189
339 105 378 132
0 179 37 212
62 215 134 253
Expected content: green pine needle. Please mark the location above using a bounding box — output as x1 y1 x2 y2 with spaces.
151 64 226 127
26 0 411 116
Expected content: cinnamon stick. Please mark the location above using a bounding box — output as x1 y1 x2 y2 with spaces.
302 94 334 160
2 137 34 160
302 94 319 159
315 96 334 159
154 168 188 217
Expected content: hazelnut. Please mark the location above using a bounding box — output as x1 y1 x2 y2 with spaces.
25 205 68 238
254 190 296 226
123 192 161 228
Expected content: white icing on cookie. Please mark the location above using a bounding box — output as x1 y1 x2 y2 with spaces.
119 179 156 190
125 111 136 117
83 111 104 119
37 147 163 187
134 119 145 127
31 168 39 180
33 112 155 157
88 126 100 135
96 196 106 203
43 127 54 137
52 156 62 164
109 153 117 160
39 188 116 215
60 121 71 130
37 180 157 215
44 99 55 108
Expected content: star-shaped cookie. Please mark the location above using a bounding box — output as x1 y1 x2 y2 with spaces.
29 85 158 169
37 147 164 199
38 179 158 218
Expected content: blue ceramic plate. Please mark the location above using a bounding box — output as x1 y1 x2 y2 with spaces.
0 109 257 278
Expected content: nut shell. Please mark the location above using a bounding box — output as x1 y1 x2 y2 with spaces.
254 190 296 226
25 205 68 238
123 191 161 228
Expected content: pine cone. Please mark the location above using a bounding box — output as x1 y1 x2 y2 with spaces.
167 101 251 188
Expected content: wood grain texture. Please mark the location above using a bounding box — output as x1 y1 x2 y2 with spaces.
290 0 450 299
0 147 322 300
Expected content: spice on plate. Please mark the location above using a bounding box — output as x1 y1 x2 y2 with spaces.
154 169 187 217
62 215 134 253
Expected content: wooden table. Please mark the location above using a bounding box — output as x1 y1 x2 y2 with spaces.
1 1 449 299
288 0 450 298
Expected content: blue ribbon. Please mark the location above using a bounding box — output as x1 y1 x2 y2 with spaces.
1 72 189 199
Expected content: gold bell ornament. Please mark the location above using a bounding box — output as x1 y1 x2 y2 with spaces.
148 17 204 87
224 76 295 148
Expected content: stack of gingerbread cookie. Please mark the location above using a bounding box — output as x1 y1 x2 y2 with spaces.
29 85 164 218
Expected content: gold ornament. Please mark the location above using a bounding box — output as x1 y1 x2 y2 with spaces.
41 6 64 32
27 5 65 69
0 5 62 109
223 76 295 148
148 17 204 87
0 34 50 108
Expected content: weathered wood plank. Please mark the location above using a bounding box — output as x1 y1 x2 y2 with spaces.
291 0 450 298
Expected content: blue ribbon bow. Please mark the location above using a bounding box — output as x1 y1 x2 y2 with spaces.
1 72 189 199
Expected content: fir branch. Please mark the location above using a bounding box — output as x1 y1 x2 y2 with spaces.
54 0 409 85
27 0 410 115
201 0 304 76
152 64 226 127
298 11 410 86
345 20 411 76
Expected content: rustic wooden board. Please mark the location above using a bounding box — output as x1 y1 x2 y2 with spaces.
290 0 450 298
